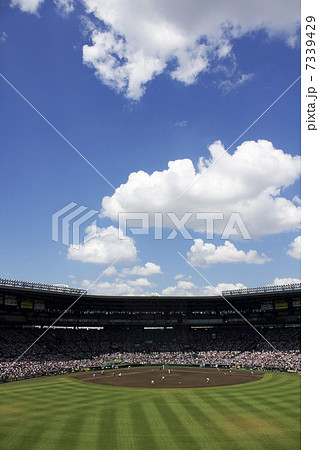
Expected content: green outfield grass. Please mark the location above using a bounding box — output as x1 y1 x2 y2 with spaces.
0 371 300 450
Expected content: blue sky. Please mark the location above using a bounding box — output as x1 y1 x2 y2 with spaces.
0 0 301 295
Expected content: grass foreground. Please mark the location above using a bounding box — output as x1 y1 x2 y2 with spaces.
0 370 300 450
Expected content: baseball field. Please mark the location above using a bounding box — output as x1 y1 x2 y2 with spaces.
0 368 300 449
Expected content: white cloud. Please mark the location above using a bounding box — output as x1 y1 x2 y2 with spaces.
214 282 247 293
287 235 301 260
129 278 155 288
292 195 301 205
187 239 270 267
79 15 97 38
272 277 301 285
11 0 44 14
174 274 185 280
101 140 301 238
54 0 74 16
121 262 163 277
162 280 247 296
81 0 299 99
0 32 8 43
81 276 301 296
219 72 254 93
81 277 154 295
103 266 118 277
175 120 188 128
11 0 299 98
67 225 137 265
162 276 301 296
162 280 197 296
83 29 165 100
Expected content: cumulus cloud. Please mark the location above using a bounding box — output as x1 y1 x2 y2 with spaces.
101 140 301 238
80 276 301 296
287 235 301 259
11 0 44 14
129 278 155 287
121 262 163 277
81 277 155 295
174 274 192 280
162 277 301 296
83 28 166 100
187 239 270 267
102 266 118 277
54 0 74 16
292 195 301 206
175 274 185 280
81 0 299 99
11 0 299 98
67 225 137 265
162 280 247 296
272 277 301 285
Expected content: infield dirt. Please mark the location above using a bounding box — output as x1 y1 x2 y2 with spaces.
74 366 263 388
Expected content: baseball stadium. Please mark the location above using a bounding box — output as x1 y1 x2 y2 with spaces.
0 278 301 449
0 0 304 448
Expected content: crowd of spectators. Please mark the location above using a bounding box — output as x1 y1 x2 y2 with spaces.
0 326 301 381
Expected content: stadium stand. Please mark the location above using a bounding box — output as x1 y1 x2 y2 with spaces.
0 279 301 381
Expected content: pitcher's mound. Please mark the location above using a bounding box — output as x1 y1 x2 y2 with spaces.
74 366 263 388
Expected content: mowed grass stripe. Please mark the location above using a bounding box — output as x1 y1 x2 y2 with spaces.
179 390 254 449
141 397 181 450
246 374 298 394
96 403 117 450
129 401 160 449
114 403 136 449
250 393 301 420
1 380 88 449
30 388 89 449
192 389 270 449
214 375 300 449
193 386 299 450
217 392 293 449
173 390 245 449
165 392 213 449
70 406 101 449
152 396 201 450
53 404 90 450
0 406 49 450
0 372 300 450
0 384 53 450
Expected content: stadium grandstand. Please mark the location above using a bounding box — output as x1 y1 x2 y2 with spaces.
0 278 300 382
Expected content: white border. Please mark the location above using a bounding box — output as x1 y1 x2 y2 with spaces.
301 0 319 447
